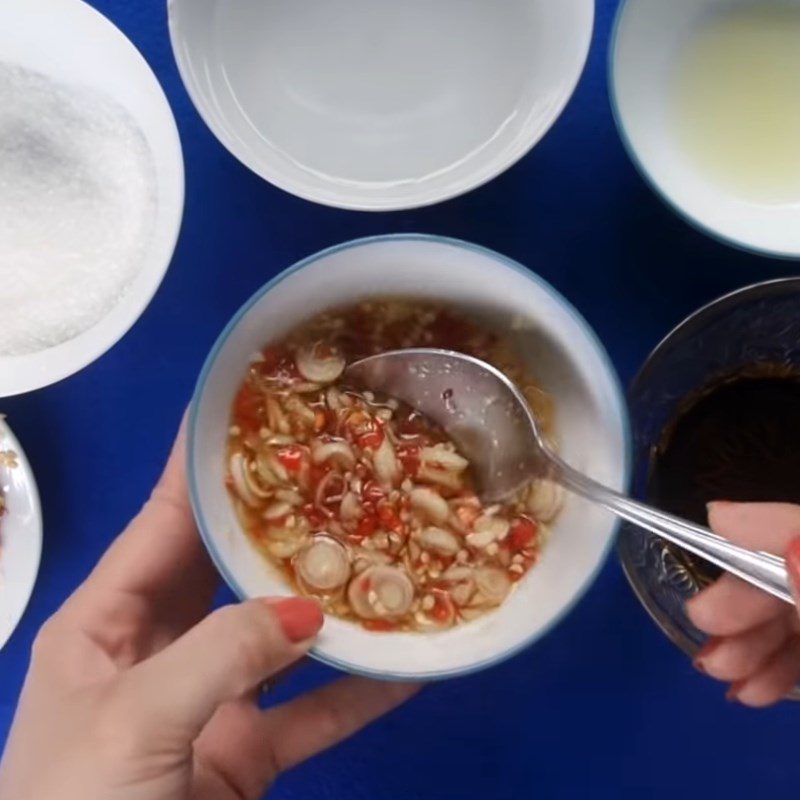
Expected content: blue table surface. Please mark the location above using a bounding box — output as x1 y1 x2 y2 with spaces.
3 1 800 797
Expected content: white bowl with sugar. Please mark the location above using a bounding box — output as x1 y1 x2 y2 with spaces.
0 0 184 396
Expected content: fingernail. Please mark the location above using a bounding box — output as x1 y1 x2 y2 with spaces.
726 680 745 703
706 500 733 514
693 638 722 673
785 538 800 596
269 597 324 643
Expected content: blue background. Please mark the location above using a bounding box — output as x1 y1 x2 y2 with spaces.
2 1 799 797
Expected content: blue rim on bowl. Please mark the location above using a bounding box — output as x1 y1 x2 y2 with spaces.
608 0 800 261
188 234 632 680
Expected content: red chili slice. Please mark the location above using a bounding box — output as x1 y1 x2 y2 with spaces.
357 428 384 450
356 514 378 538
309 463 330 486
362 481 385 503
276 445 305 473
377 504 402 532
397 445 421 476
509 517 538 551
233 385 262 431
431 590 455 623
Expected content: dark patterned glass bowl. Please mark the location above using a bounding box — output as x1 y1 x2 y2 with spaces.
619 278 800 661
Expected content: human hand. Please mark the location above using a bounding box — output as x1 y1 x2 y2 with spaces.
686 501 800 707
0 421 418 800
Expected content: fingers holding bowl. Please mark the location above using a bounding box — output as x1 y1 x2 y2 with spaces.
728 637 800 708
685 501 800 705
693 617 793 683
687 501 800 637
685 573 786 637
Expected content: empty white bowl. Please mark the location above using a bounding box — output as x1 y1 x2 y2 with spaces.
189 235 629 680
0 0 184 397
611 0 800 258
168 0 594 210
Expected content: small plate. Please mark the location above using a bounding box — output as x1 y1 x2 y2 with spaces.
0 419 43 651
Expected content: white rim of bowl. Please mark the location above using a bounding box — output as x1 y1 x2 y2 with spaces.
0 418 43 652
188 233 632 680
0 0 185 397
608 0 800 261
168 5 595 211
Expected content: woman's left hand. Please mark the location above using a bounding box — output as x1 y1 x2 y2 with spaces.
0 420 418 800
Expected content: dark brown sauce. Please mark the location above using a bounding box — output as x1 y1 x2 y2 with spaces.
648 368 800 581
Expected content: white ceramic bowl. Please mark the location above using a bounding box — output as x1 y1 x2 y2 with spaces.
611 0 800 258
0 0 184 397
189 235 630 680
0 418 42 651
168 0 594 211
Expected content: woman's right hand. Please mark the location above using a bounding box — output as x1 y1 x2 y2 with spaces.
686 501 800 707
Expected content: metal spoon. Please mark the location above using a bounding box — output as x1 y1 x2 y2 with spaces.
346 348 793 605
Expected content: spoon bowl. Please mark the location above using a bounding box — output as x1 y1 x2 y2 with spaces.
347 348 546 502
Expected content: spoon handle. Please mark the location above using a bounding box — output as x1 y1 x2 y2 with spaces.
554 460 793 605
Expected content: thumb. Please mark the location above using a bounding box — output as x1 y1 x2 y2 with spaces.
118 597 322 738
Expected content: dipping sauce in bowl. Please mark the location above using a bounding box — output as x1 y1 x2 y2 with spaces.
226 300 563 632
620 279 800 668
645 365 800 592
650 367 800 526
190 235 628 680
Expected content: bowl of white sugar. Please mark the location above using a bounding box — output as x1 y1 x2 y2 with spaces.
0 0 184 396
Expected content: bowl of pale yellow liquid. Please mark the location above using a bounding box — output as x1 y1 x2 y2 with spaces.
611 0 800 258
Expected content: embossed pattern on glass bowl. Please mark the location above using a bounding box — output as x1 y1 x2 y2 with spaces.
619 278 800 665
